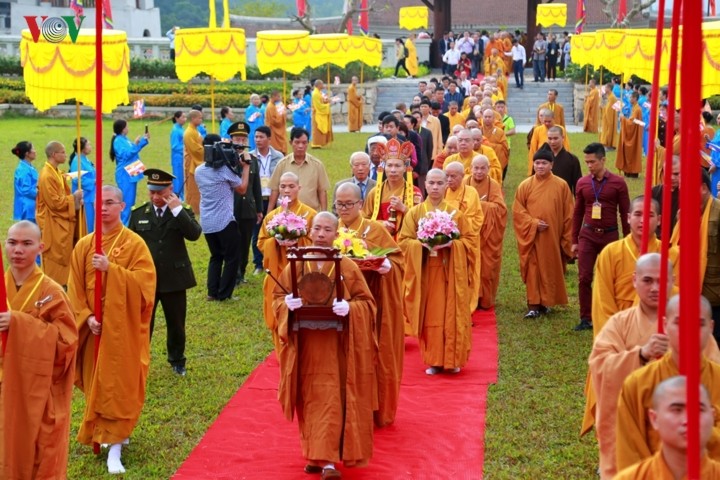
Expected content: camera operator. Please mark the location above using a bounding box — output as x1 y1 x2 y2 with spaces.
195 132 250 301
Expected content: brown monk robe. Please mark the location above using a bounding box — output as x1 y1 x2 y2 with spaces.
347 76 364 133
184 109 205 214
0 221 78 480
514 148 574 316
481 109 510 173
336 183 404 428
398 169 474 374
600 83 620 149
265 90 288 155
273 212 376 477
36 141 82 286
258 172 316 353
616 92 644 176
583 80 601 134
527 110 570 176
466 155 507 310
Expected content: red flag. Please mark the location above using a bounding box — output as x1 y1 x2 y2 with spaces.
711 0 717 16
344 0 353 34
297 0 306 17
359 0 369 35
575 0 586 34
102 0 113 28
617 0 627 23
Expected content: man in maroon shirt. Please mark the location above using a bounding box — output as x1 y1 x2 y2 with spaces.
571 143 631 331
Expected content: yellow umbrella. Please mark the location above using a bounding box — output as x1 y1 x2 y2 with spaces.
174 27 247 82
256 30 310 75
399 6 429 30
536 3 567 28
307 34 351 68
569 32 596 67
348 36 383 67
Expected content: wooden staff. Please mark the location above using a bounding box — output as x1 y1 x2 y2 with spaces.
211 76 216 133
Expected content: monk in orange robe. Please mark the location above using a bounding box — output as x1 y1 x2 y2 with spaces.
466 155 507 310
69 185 156 475
265 90 288 154
513 148 573 318
600 83 620 149
484 49 506 77
584 79 601 134
446 129 502 183
432 135 458 170
398 169 474 374
258 172 316 353
527 109 570 176
347 76 364 133
616 91 644 177
616 295 720 472
481 108 510 176
273 212 376 478
0 221 78 480
183 109 205 214
536 89 566 127
336 183 404 428
311 79 333 148
36 141 83 286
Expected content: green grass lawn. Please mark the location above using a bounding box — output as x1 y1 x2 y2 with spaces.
0 117 646 478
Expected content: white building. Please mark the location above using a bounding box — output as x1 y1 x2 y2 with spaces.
1 0 161 37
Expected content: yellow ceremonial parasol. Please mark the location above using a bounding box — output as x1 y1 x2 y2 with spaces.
174 28 247 82
536 3 567 28
308 33 350 86
256 30 310 103
348 35 383 83
399 6 428 30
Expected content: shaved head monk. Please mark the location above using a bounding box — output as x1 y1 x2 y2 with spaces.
615 295 720 472
273 212 377 479
481 108 510 181
443 128 502 183
615 376 720 479
527 109 570 176
0 221 78 479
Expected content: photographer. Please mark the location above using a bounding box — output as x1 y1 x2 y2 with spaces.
195 133 251 301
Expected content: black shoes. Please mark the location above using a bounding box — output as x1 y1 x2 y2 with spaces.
524 310 540 319
525 305 551 319
172 365 187 376
574 318 593 331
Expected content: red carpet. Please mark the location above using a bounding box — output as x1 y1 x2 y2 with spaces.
174 310 498 479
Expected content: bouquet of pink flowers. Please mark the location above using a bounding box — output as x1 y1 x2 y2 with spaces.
417 210 460 256
266 196 308 245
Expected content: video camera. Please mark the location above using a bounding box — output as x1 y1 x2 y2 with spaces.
203 141 250 176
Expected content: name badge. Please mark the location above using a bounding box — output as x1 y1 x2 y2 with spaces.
260 177 270 189
592 202 602 220
138 220 150 224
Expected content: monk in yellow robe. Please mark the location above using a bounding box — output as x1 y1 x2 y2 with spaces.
616 295 720 472
583 79 601 134
347 76 364 133
481 109 510 176
484 33 504 61
311 79 333 148
513 148 574 318
495 70 509 100
183 109 205 214
527 109 571 176
484 49 506 77
36 141 82 286
265 90 288 154
336 183 404 428
536 89 566 127
69 185 156 475
448 128 502 183
258 172 316 353
444 101 466 131
466 155 507 310
274 212 376 477
399 169 474 373
444 161 483 313
616 91 644 177
432 135 458 170
0 221 78 480
405 34 419 77
600 83 620 149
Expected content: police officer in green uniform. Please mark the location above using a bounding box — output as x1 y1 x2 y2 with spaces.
128 168 202 376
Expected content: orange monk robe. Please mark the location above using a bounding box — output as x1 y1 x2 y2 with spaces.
258 201 316 351
527 125 571 175
445 149 502 185
600 92 620 149
465 175 507 309
339 217 404 428
444 110 466 131
615 104 644 175
513 174 574 307
536 102 566 127
432 149 451 170
583 87 601 134
615 452 720 480
273 257 376 466
183 123 204 214
616 352 720 472
445 183 484 313
653 135 680 186
311 87 333 148
398 200 474 368
347 83 364 133
0 266 78 479
69 224 156 445
265 101 288 155
424 115 444 159
497 74 509 99
482 125 510 172
36 162 79 286
484 54 506 77
484 39 504 59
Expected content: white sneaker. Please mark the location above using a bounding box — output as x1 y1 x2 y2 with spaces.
107 456 125 474
425 366 442 375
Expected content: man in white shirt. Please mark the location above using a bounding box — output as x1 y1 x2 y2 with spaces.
505 38 527 89
442 42 460 77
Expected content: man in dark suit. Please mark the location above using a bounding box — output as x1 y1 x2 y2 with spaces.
129 168 202 376
406 113 433 193
331 152 377 213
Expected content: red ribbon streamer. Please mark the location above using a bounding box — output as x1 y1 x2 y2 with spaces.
296 0 306 17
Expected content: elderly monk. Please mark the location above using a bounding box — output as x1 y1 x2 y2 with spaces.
527 109 571 176
615 377 720 480
183 109 204 214
265 90 288 154
36 141 83 286
432 135 458 170
273 212 376 479
347 76 364 133
446 129 502 183
398 169 474 374
466 155 507 310
616 295 720 472
583 79 601 134
481 109 510 179
600 82 620 149
616 91 644 178
258 172 316 352
484 48 506 77
536 89 566 127
69 185 156 475
0 221 78 479
587 254 676 479
514 148 574 319
336 183 404 427
444 161 483 312
311 79 333 148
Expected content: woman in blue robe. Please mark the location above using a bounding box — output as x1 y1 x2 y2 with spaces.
11 141 38 222
69 137 97 233
170 110 186 199
245 94 265 150
110 119 149 225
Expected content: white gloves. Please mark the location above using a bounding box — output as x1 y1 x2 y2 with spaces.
276 238 298 247
285 294 303 311
377 258 392 274
332 299 350 316
432 240 453 251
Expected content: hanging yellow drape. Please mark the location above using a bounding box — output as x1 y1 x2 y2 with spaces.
536 4 567 28
348 36 383 67
399 6 428 30
307 34 351 68
256 30 310 75
174 28 247 81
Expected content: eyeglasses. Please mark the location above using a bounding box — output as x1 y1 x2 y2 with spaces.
335 201 361 210
101 200 123 206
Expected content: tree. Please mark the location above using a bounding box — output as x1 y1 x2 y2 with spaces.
291 0 388 34
600 0 655 27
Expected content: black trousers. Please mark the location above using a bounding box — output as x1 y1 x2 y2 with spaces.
252 199 270 270
205 221 241 300
395 58 410 77
151 289 187 367
237 217 257 280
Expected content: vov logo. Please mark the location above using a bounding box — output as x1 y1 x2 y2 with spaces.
24 16 86 44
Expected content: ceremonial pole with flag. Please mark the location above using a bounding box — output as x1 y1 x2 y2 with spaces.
575 0 586 34
297 0 306 17
102 0 113 29
359 0 369 35
70 0 84 27
344 0 353 35
617 0 627 24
